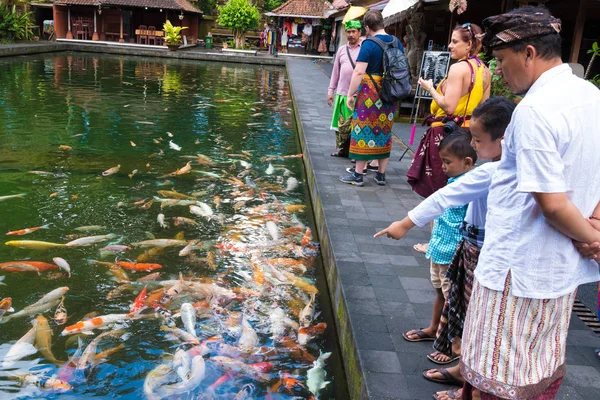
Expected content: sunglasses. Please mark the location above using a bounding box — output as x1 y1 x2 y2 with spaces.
462 23 474 39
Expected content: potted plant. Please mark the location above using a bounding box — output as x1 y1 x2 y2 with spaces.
163 20 187 51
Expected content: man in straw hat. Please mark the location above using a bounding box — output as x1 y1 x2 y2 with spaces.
459 6 600 399
327 20 362 157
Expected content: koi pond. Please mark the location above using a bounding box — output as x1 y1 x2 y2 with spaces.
0 52 347 399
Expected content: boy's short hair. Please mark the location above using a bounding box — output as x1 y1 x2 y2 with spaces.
471 97 516 140
439 129 478 163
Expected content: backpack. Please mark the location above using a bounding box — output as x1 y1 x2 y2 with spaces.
366 36 411 104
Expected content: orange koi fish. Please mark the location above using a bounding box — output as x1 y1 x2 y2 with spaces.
0 261 59 273
117 261 162 271
6 224 51 236
60 313 136 336
301 228 312 247
130 286 147 314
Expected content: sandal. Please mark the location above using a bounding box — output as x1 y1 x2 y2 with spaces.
403 328 435 342
422 368 463 386
413 243 429 254
330 150 347 157
433 388 462 400
427 351 460 365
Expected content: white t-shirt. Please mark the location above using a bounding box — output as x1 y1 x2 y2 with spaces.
476 64 600 299
408 161 498 229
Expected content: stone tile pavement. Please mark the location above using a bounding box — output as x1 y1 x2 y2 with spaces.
286 58 600 399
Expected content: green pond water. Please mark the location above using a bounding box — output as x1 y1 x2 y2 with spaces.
0 52 347 399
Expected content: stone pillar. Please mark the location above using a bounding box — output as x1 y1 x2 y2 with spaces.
92 10 99 40
66 7 73 39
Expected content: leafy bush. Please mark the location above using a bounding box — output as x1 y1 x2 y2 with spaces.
264 0 285 12
585 41 600 89
163 20 187 46
478 52 522 102
0 4 34 42
217 0 260 49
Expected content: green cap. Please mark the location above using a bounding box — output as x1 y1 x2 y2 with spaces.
345 20 361 30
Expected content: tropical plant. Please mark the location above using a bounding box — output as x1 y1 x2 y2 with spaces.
264 0 285 12
585 41 600 89
478 52 522 102
217 0 260 49
163 20 188 46
0 4 34 42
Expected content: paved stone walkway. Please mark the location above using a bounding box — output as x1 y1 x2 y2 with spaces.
287 59 600 399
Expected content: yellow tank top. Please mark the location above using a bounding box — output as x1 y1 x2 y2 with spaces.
430 58 486 128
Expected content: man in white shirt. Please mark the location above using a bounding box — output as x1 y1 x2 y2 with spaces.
459 7 600 400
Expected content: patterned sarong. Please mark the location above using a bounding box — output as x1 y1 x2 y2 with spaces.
348 75 395 160
460 273 576 399
434 233 481 356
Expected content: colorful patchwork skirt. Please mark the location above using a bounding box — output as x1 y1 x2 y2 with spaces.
460 273 575 399
348 75 395 161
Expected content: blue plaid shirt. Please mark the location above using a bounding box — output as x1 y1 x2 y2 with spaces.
426 176 468 264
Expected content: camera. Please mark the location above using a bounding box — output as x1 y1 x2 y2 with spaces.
442 115 465 134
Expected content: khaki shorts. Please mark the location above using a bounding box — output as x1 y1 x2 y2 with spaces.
430 260 450 299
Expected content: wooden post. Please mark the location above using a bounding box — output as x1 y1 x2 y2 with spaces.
119 10 124 43
66 6 73 39
570 0 586 63
92 10 99 40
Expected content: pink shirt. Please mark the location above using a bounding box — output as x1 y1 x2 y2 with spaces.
328 43 361 97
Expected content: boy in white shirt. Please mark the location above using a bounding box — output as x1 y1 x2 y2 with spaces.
376 97 516 400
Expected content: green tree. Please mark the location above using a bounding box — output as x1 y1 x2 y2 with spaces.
217 0 260 49
264 0 284 12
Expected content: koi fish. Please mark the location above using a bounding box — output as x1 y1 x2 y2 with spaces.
0 297 14 321
307 351 331 397
155 355 205 397
172 216 200 227
298 322 327 346
157 213 168 228
60 313 136 336
6 224 51 236
169 140 182 151
189 203 213 218
102 165 120 176
53 257 71 277
11 374 72 392
130 286 147 314
282 270 318 294
1 287 69 324
238 315 259 353
34 315 66 365
299 293 316 328
54 297 68 325
0 262 42 274
5 240 66 250
117 261 163 271
301 228 312 247
59 145 72 151
2 322 38 368
157 190 196 200
210 356 270 382
130 141 136 147
65 233 118 247
99 244 131 253
129 169 138 179
158 162 192 178
180 303 196 337
76 329 125 370
0 193 26 201
143 364 175 399
159 325 201 345
131 239 188 248
286 177 299 192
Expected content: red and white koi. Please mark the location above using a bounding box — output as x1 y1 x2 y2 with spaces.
60 313 138 336
6 224 51 236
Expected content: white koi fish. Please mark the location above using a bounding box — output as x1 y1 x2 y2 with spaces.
169 141 182 151
65 233 118 247
307 351 332 397
53 257 71 277
2 321 38 368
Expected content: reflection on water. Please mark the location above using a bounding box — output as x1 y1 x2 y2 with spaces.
0 53 346 399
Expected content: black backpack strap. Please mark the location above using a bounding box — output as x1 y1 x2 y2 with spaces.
345 45 356 69
364 36 395 91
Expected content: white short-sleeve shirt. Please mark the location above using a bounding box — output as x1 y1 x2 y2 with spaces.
476 64 600 299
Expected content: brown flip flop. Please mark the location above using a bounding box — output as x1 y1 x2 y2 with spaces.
422 368 463 386
427 351 460 365
403 328 435 342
